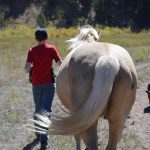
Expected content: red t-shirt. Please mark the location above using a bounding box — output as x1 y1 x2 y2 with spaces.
26 44 61 85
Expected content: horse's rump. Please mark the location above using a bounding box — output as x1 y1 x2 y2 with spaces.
43 52 120 135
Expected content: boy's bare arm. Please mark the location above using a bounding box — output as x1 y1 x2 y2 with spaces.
24 62 32 73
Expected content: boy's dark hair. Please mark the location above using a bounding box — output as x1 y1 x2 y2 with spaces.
35 28 48 41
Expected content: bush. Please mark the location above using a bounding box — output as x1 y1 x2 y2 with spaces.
0 16 5 28
37 13 47 28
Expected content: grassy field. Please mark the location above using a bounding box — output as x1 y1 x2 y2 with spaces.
1 25 150 60
0 25 150 150
0 25 150 86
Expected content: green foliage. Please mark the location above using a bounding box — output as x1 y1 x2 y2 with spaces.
0 16 5 28
37 13 47 28
0 0 150 30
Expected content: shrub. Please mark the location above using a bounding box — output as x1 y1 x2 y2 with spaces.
0 16 5 28
37 13 47 28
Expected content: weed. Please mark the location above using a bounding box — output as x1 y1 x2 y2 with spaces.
8 110 20 124
8 88 20 104
51 136 75 150
119 133 147 150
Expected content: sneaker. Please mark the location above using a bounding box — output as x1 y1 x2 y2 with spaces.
23 137 40 150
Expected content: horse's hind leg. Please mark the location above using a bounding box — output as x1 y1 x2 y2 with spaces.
105 77 136 150
106 100 134 150
81 122 98 150
106 93 136 150
106 119 125 150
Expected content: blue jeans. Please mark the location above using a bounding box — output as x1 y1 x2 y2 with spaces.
32 83 55 142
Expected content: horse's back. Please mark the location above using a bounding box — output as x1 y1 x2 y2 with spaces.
68 42 137 90
56 42 137 111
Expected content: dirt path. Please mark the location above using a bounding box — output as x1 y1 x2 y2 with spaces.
0 62 150 150
127 62 150 149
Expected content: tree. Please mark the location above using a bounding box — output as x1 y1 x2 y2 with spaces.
37 13 47 28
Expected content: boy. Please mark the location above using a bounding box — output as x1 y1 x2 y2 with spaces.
24 28 62 150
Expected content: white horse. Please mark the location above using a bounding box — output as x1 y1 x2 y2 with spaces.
28 25 137 150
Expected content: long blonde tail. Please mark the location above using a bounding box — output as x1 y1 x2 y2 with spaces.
28 55 120 135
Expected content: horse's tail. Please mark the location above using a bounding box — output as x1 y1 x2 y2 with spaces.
27 55 120 135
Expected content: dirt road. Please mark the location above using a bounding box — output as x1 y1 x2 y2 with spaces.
0 63 150 150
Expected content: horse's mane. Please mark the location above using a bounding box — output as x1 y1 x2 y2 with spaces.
66 25 100 50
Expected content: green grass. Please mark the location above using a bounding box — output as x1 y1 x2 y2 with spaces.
1 25 150 59
100 27 150 47
0 24 150 85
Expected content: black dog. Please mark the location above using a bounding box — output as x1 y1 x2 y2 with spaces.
146 83 150 105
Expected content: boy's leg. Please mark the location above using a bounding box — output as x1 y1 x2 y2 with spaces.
32 85 43 140
42 83 55 113
40 83 55 147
